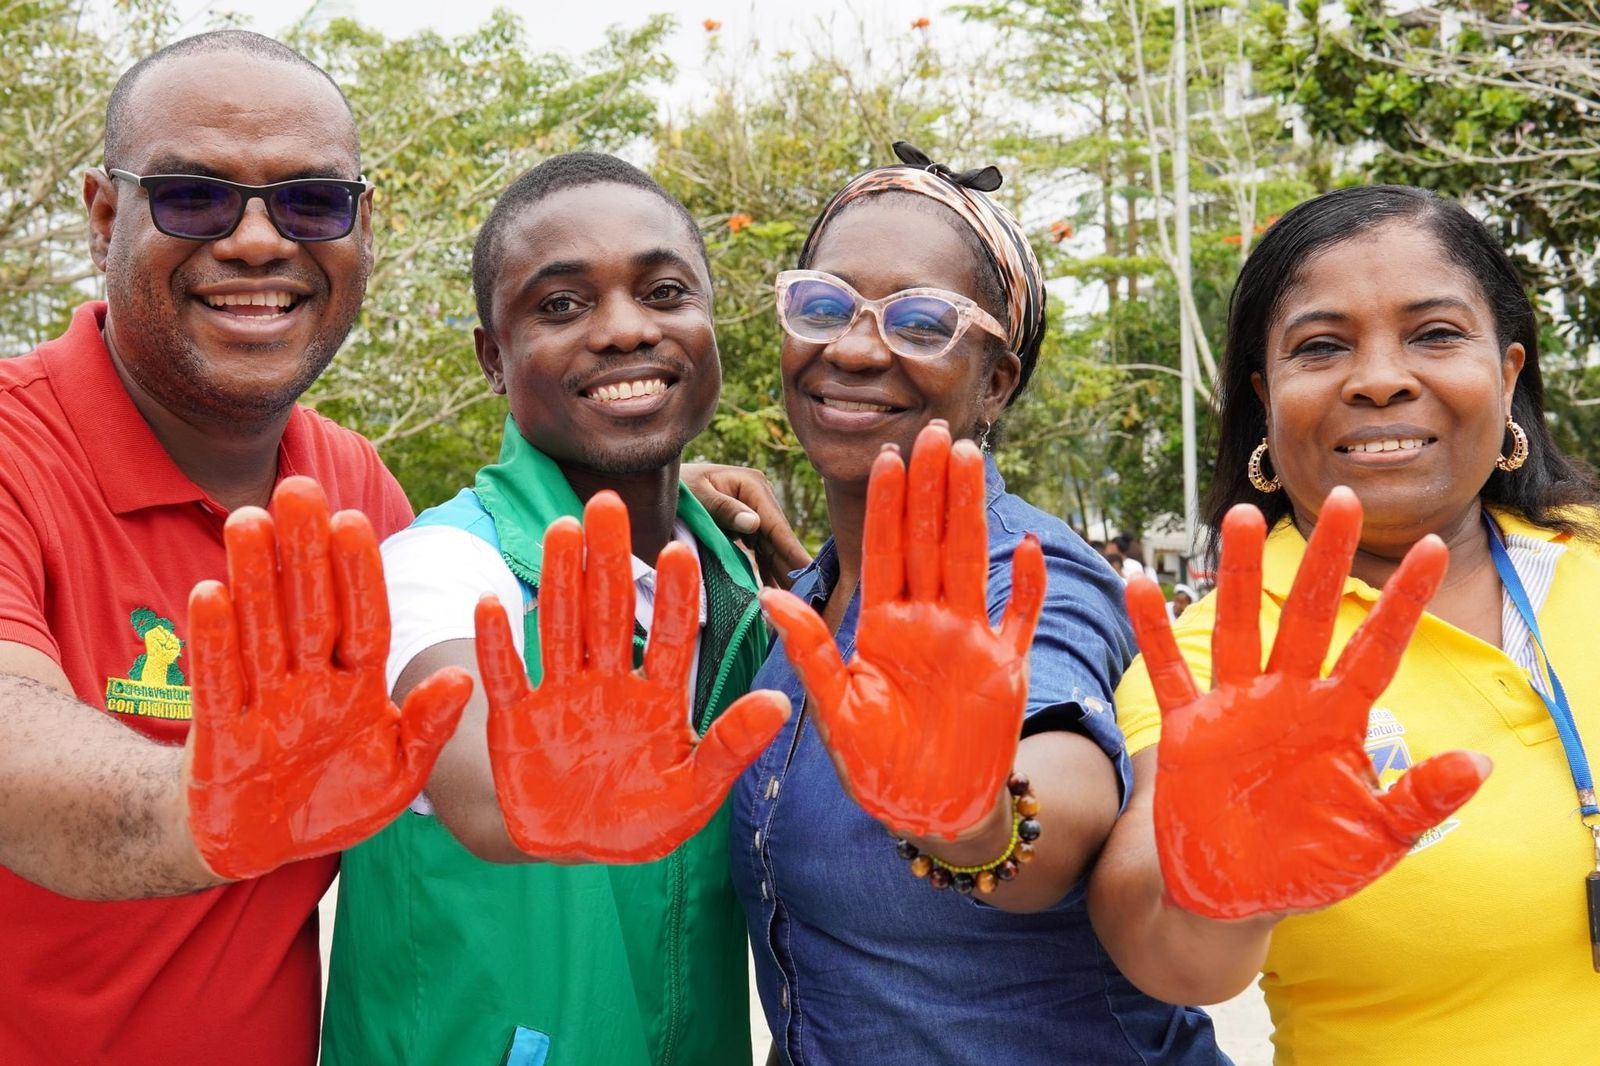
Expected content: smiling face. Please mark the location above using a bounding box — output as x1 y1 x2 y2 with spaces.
782 196 1021 491
1255 220 1523 545
88 51 371 429
474 183 720 477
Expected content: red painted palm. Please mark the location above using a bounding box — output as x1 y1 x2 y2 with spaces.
1126 488 1489 920
762 423 1046 841
187 477 471 881
478 491 789 864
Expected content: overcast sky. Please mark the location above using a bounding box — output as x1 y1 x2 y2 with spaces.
163 0 1085 292
172 0 955 105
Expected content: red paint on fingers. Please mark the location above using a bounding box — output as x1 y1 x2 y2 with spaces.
1145 489 1490 920
773 422 1030 839
483 500 786 864
188 478 467 881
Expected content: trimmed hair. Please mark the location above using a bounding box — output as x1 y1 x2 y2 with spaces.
105 31 358 171
1205 184 1600 560
472 152 708 334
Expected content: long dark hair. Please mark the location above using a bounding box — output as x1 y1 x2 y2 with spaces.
1205 184 1600 559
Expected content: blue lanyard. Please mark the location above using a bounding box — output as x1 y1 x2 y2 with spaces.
1483 514 1598 818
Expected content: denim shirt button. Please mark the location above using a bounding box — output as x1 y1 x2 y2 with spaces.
765 776 781 800
761 881 771 901
780 986 790 1010
754 829 763 847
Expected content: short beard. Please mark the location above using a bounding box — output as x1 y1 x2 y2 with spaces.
553 351 712 477
107 255 364 431
167 339 339 428
565 430 695 477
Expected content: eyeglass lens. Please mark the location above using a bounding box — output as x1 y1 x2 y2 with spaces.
148 177 357 241
782 278 962 357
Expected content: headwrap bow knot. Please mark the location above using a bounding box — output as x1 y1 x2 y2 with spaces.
800 142 1044 359
891 141 1004 194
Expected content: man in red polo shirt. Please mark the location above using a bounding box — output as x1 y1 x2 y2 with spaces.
0 30 454 1064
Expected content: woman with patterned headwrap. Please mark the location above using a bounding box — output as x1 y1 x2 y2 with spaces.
729 144 1229 1064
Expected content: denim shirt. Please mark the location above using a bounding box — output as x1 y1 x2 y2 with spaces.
730 457 1228 1065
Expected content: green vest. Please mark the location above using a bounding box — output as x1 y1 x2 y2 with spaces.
322 420 766 1066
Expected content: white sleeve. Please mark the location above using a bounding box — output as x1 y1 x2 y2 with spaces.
380 524 525 694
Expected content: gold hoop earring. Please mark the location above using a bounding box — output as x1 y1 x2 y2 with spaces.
1247 438 1281 493
1495 416 1529 472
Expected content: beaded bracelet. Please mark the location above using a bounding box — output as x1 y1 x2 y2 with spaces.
894 772 1042 895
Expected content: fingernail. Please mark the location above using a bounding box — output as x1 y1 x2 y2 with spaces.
733 512 759 533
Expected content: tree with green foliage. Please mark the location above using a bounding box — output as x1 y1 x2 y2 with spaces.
654 25 1003 540
1266 0 1600 474
294 13 674 509
961 0 1318 541
1268 0 1598 349
0 0 171 353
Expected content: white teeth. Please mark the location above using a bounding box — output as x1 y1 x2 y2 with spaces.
203 291 295 310
821 397 893 413
588 378 668 403
1344 438 1428 454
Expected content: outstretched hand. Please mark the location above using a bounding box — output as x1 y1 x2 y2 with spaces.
762 421 1046 841
478 491 790 864
1126 487 1490 921
186 477 473 882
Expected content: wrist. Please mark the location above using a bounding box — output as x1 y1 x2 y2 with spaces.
175 741 229 887
1165 892 1286 938
895 773 1042 895
899 785 1012 866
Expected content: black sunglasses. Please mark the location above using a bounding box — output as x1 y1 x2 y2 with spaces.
108 169 370 243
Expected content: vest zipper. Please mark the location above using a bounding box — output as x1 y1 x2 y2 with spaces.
660 844 687 1066
663 584 759 1063
698 596 762 735
509 531 754 1065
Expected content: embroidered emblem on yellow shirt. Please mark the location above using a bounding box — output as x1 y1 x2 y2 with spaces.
1366 707 1459 853
103 607 192 720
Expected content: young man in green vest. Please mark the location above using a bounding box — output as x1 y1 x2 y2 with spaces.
322 153 783 1065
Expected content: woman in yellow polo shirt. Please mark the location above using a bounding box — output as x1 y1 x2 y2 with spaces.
1091 184 1600 1064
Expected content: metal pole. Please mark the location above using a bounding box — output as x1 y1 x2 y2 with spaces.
1173 0 1198 585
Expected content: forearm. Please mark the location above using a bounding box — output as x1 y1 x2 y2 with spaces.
0 670 218 900
426 726 532 865
899 730 1117 914
1087 750 1277 1004
396 640 537 865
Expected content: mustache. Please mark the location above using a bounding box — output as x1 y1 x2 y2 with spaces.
563 352 694 392
179 266 324 294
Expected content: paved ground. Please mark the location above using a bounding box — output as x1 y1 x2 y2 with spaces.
320 879 1276 1064
1204 989 1275 1066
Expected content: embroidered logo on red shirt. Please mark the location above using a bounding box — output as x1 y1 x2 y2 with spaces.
104 607 192 719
